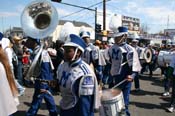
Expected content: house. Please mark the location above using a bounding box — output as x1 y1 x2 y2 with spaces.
51 20 95 41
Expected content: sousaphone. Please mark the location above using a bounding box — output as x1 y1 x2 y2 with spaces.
21 0 58 39
21 0 59 81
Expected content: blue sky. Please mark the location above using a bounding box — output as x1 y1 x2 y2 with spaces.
0 0 175 33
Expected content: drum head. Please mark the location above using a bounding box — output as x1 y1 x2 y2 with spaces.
101 88 121 101
144 48 152 63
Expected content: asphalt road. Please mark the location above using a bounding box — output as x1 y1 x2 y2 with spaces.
14 68 175 116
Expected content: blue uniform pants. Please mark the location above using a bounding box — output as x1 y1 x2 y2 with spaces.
26 89 57 116
113 75 132 116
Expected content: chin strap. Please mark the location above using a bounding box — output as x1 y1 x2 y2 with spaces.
71 47 78 61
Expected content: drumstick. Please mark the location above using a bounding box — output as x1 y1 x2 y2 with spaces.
112 79 127 89
121 59 133 66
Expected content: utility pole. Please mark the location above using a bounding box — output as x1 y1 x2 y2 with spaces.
103 0 106 30
95 7 97 39
167 15 169 29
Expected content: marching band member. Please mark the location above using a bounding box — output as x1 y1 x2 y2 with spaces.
160 42 175 97
131 39 142 92
80 31 103 83
57 34 99 116
161 43 172 97
166 49 175 113
25 37 58 116
107 26 141 116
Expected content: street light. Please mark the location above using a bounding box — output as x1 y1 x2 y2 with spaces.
51 0 62 3
95 24 102 33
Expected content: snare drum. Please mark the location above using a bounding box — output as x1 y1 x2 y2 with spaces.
100 88 125 116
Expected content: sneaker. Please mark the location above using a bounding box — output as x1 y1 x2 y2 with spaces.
162 92 170 97
167 106 175 113
18 88 25 96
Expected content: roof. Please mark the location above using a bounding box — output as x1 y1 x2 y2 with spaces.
59 20 92 27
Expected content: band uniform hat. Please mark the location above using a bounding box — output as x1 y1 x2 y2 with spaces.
63 34 86 52
0 32 3 41
132 39 139 43
0 32 3 45
112 26 128 38
80 31 90 38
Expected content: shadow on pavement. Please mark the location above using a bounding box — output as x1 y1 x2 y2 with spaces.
139 74 163 87
159 96 171 102
13 111 46 116
130 101 163 110
131 89 162 96
24 102 60 111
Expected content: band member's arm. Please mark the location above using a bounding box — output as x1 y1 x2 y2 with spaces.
74 75 95 116
126 72 137 82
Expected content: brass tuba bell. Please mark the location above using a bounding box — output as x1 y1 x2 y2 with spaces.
21 0 58 39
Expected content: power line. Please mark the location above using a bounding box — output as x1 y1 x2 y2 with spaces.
60 0 112 19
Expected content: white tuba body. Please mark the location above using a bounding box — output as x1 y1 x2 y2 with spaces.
21 0 59 81
21 0 58 39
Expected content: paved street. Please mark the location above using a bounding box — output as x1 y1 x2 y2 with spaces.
14 68 175 116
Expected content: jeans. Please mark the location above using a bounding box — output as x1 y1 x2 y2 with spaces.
170 77 175 107
134 72 140 89
14 61 23 85
15 79 25 95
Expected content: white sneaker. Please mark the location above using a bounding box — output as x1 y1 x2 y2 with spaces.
167 107 175 113
162 92 170 97
18 88 25 96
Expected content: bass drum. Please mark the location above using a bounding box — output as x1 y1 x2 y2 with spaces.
139 47 153 64
157 50 173 67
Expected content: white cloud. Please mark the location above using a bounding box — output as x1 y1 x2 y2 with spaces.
0 11 19 17
125 2 138 12
57 8 72 16
122 2 175 28
56 8 83 19
138 6 175 24
113 1 175 33
15 5 25 13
